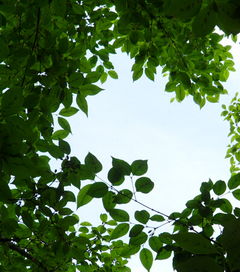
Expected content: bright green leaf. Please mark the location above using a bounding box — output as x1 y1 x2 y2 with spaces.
77 184 93 208
59 107 79 117
140 248 153 271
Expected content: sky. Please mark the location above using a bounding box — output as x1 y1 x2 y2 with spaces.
64 38 239 272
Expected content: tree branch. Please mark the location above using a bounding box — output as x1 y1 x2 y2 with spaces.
0 239 49 272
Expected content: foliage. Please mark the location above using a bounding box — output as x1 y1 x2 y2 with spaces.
0 0 240 271
222 93 240 173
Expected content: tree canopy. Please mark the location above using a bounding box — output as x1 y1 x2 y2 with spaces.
0 0 240 271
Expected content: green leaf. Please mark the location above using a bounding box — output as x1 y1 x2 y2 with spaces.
129 224 144 237
233 189 240 200
149 236 163 252
163 0 201 19
103 191 116 211
172 232 217 254
158 232 172 244
58 139 71 154
110 223 129 240
87 182 108 198
0 181 12 201
156 247 172 260
1 88 23 116
133 68 143 81
108 167 124 185
131 160 148 176
220 198 232 213
192 7 217 37
59 216 79 230
22 211 33 229
77 184 93 208
150 214 165 222
100 213 108 222
100 72 108 83
81 84 104 96
130 232 148 246
0 38 9 61
52 129 69 140
85 152 102 173
108 70 118 79
76 94 88 116
140 248 153 271
109 209 129 222
135 210 150 224
58 117 71 133
114 189 133 204
59 107 79 117
112 157 131 175
175 85 185 102
145 68 154 81
228 173 240 189
165 81 176 92
175 256 223 272
213 180 226 195
135 177 154 194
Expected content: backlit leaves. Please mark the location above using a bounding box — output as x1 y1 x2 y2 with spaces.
0 0 240 271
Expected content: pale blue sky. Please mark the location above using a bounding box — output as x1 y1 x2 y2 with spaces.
64 39 239 271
